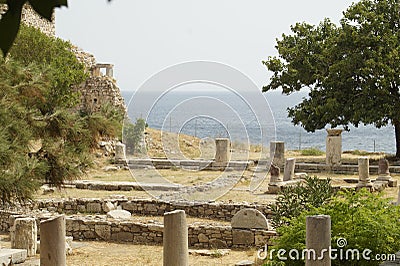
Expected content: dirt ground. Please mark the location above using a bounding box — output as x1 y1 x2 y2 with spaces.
0 233 263 266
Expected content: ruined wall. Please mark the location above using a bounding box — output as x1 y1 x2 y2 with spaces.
32 197 273 221
0 211 276 248
0 4 55 36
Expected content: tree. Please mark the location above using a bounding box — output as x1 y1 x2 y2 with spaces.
267 190 400 266
0 0 111 57
263 0 400 157
0 25 124 205
123 118 146 155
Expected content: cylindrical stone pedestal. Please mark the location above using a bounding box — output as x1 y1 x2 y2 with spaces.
163 210 188 266
270 141 285 168
306 215 331 266
326 129 343 166
283 158 296 181
11 218 37 257
115 143 126 162
40 215 66 266
215 138 230 165
357 157 373 188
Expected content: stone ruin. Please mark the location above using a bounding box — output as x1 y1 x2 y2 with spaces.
0 4 127 117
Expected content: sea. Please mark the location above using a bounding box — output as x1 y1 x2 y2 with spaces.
121 89 395 154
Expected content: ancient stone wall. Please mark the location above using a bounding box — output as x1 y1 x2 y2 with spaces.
0 211 276 248
32 198 273 221
0 4 55 36
77 75 126 114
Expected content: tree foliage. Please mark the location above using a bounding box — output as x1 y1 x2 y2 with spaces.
266 190 400 266
123 118 146 155
0 25 123 205
263 0 400 156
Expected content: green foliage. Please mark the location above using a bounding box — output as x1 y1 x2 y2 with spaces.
9 25 88 110
267 190 400 266
123 118 146 155
300 147 324 156
263 0 400 156
270 175 334 228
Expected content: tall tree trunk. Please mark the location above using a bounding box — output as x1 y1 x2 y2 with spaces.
394 119 400 158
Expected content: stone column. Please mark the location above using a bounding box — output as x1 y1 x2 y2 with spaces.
326 129 343 166
306 215 331 266
397 187 400 205
163 210 188 266
40 215 66 266
106 67 113 77
11 218 37 257
115 142 126 162
376 158 391 182
283 158 296 181
270 141 285 168
357 156 373 188
269 164 282 184
215 138 230 165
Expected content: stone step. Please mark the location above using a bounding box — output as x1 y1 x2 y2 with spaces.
0 249 27 265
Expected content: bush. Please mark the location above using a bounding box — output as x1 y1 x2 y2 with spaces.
300 147 324 156
270 175 334 228
266 190 400 266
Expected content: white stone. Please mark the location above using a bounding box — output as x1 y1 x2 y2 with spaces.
0 249 27 265
231 208 269 230
102 201 115 212
283 158 296 181
106 210 131 220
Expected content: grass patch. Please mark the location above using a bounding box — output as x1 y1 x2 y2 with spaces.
300 147 324 156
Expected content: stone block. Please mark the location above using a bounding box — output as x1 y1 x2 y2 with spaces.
111 232 133 242
231 208 269 230
0 249 27 265
11 218 37 257
232 229 254 245
86 202 102 213
198 233 209 243
95 224 111 240
107 210 131 220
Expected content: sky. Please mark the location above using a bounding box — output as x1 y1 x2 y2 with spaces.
55 0 355 92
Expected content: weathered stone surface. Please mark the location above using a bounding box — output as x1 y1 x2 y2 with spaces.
115 143 126 162
102 201 115 213
188 249 230 257
269 164 282 184
232 229 254 245
40 215 66 266
95 224 111 240
235 260 254 266
215 138 230 165
11 218 37 257
306 215 331 266
377 158 392 182
0 249 27 265
111 232 133 241
163 210 189 266
86 202 102 213
198 233 209 243
107 210 131 220
270 141 285 168
326 129 343 166
283 158 296 181
231 209 269 230
357 157 373 189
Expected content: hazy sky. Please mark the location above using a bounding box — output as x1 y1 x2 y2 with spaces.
55 1 355 92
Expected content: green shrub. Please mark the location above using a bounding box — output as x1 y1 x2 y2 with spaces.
300 147 324 156
266 190 400 266
270 175 334 228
